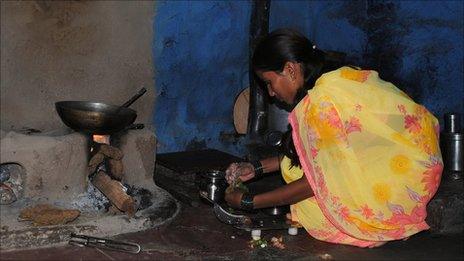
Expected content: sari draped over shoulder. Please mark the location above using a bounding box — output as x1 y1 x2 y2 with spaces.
283 67 443 247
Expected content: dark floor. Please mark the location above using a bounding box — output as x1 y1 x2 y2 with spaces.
2 150 463 260
1 201 463 261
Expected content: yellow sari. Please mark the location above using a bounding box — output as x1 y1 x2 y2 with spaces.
283 67 443 247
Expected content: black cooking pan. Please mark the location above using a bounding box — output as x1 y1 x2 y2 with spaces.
55 88 146 135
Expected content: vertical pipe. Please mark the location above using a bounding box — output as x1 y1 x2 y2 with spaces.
248 0 270 142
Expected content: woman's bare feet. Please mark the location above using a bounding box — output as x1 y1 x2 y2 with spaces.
368 242 387 248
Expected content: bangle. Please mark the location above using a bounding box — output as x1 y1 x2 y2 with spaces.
240 193 254 211
251 160 264 179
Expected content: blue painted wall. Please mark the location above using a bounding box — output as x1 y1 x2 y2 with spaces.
153 1 251 155
153 0 463 154
269 0 464 126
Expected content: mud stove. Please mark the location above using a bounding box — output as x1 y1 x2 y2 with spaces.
0 127 179 251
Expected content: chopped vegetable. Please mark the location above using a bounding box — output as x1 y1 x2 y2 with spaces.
226 179 249 194
235 180 249 193
248 236 286 250
270 236 285 249
248 238 268 249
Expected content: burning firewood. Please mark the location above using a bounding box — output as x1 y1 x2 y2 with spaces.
88 152 105 174
98 144 123 160
88 143 125 180
91 171 135 217
108 159 124 181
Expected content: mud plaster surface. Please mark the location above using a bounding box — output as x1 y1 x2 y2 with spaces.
0 127 176 251
1 1 155 132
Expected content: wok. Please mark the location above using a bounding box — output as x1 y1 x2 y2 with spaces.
55 88 146 135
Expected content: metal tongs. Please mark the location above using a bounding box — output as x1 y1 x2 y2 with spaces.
69 233 141 254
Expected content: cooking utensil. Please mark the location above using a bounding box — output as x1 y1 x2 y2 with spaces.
121 88 147 108
441 113 463 178
199 191 251 225
125 123 145 131
213 201 251 226
196 170 228 203
213 202 290 231
233 87 249 135
69 233 141 254
55 88 147 135
199 192 291 231
264 130 283 147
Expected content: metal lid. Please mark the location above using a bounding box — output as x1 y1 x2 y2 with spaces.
199 170 225 179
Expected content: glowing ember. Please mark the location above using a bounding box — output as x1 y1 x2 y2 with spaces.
92 135 110 145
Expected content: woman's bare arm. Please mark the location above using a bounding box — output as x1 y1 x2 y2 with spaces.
259 156 281 174
252 177 313 208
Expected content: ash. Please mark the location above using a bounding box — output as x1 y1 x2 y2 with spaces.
70 181 110 213
127 186 154 211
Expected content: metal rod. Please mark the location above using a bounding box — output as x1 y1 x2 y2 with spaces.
121 87 147 108
69 233 141 254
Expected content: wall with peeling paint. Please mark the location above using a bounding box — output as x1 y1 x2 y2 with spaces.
153 1 250 154
270 0 463 125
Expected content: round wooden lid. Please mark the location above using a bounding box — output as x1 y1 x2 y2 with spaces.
233 87 250 134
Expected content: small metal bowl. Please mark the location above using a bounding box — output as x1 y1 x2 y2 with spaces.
195 170 227 203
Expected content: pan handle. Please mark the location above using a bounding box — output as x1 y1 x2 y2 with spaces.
121 87 147 108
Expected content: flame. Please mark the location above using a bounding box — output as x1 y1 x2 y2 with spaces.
92 135 110 145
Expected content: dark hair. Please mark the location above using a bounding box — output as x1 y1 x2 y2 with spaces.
252 28 333 93
252 28 343 167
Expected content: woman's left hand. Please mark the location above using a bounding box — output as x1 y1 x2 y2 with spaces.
225 190 244 209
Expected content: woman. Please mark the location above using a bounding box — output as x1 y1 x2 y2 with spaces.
225 28 443 248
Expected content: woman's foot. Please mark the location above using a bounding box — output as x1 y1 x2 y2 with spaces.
368 242 387 248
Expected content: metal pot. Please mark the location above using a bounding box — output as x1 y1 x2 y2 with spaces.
441 113 463 179
55 101 137 135
196 170 227 203
55 88 146 135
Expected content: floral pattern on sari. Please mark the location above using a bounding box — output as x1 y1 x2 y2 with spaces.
285 67 443 247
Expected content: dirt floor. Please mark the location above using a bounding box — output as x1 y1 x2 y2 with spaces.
1 201 463 261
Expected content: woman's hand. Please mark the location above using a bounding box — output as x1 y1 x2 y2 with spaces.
225 162 255 184
225 190 244 209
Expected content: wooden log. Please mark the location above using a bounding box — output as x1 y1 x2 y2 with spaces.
108 159 124 180
88 152 105 174
91 171 135 217
108 205 123 215
99 144 123 160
